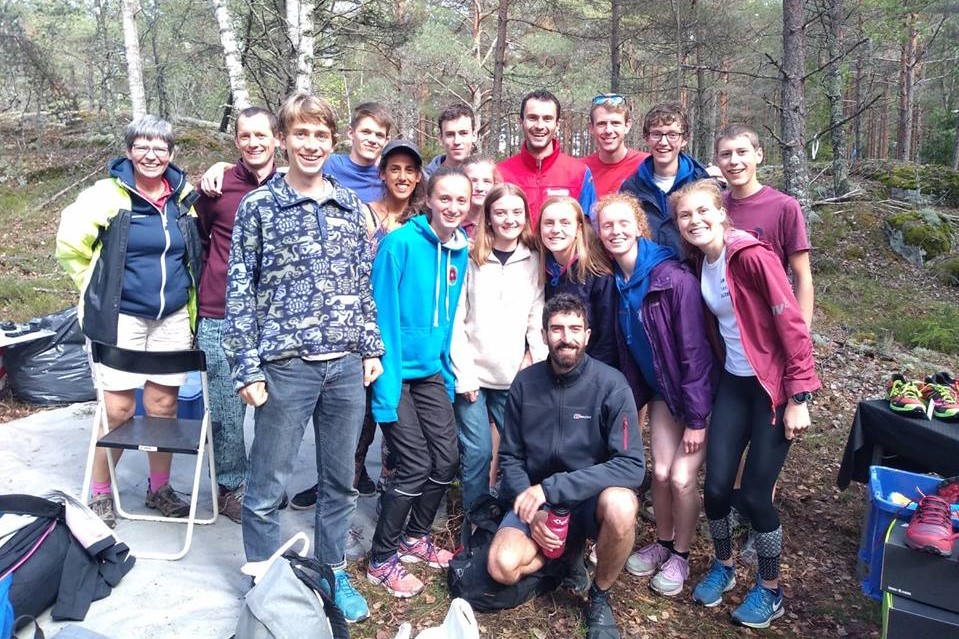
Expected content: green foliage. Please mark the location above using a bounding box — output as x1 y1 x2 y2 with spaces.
879 305 959 354
876 164 959 208
932 255 959 287
886 210 954 259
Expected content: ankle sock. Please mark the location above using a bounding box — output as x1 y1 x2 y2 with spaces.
657 539 675 552
91 480 111 496
149 472 170 492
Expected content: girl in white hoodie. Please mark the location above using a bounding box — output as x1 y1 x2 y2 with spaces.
451 184 547 510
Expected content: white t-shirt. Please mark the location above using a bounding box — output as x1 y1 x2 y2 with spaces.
652 172 676 193
701 247 754 376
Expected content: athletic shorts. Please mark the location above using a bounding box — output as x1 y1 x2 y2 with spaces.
498 495 600 544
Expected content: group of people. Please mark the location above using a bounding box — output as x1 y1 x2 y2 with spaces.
55 87 819 638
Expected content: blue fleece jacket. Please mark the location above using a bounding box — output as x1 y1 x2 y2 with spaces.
371 214 469 422
614 239 676 392
620 153 709 256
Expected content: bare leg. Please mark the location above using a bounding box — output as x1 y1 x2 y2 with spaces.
488 421 501 491
487 527 545 585
92 389 137 484
593 487 638 590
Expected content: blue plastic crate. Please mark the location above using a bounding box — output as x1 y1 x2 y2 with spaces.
859 466 941 600
133 371 204 420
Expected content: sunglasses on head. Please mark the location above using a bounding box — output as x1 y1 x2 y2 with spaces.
591 94 627 106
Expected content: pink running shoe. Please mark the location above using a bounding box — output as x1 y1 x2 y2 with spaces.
399 534 454 569
905 494 959 556
366 554 425 598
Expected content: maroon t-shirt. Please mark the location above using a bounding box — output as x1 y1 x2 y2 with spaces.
723 185 811 271
195 160 274 318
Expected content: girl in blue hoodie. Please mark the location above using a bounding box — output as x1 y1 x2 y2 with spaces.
596 192 714 598
367 166 471 598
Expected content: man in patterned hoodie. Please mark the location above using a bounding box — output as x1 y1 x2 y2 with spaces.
223 92 384 624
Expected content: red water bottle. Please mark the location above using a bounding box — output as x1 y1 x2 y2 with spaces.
540 505 570 559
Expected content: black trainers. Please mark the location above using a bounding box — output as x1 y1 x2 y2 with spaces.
585 585 621 639
355 469 377 497
291 484 318 510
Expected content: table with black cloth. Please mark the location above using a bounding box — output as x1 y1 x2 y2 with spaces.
837 399 959 489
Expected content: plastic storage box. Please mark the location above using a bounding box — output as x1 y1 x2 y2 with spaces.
859 466 941 600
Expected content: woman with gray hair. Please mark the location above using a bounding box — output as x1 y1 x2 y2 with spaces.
56 114 203 528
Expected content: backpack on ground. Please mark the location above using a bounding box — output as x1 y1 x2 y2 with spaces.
446 495 566 612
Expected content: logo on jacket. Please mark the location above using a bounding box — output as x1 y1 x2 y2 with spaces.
572 413 592 420
449 265 459 286
546 188 571 197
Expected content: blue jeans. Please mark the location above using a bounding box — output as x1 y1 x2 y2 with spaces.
453 388 508 510
197 318 248 491
241 354 365 568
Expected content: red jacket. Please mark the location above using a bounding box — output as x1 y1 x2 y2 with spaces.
497 139 596 227
694 229 820 410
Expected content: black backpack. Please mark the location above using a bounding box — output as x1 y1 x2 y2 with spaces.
446 495 567 612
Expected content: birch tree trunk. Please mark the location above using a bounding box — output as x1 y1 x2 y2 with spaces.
121 0 146 118
896 13 918 161
286 0 315 94
490 0 510 155
212 0 251 110
823 0 850 194
781 0 812 219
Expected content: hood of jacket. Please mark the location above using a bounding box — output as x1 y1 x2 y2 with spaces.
108 157 188 198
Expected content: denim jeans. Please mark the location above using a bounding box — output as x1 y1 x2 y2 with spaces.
241 354 364 568
453 388 508 510
197 318 248 491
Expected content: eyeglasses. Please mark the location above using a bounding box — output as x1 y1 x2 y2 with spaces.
645 131 683 143
592 94 627 106
131 144 171 158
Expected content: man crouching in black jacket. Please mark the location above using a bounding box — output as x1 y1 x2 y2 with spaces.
487 293 646 639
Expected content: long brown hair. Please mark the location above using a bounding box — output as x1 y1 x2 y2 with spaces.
470 183 537 265
538 196 611 282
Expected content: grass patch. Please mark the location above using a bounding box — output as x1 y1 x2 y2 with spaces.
878 304 959 354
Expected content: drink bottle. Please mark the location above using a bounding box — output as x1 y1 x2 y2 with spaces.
540 505 570 559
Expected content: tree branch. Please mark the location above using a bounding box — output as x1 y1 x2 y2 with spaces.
803 38 869 81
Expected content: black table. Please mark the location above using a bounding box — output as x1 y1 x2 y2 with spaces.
837 399 959 489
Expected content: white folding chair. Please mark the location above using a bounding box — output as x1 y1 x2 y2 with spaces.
80 341 218 560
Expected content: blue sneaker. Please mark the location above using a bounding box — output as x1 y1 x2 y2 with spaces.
691 559 736 607
333 569 369 623
731 582 784 629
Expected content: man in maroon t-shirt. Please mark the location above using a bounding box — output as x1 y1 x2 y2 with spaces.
582 94 649 198
195 107 278 523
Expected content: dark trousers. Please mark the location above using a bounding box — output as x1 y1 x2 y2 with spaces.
370 374 459 562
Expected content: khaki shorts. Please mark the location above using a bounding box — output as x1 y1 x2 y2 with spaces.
89 307 192 391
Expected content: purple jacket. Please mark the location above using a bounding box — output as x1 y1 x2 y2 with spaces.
618 259 715 430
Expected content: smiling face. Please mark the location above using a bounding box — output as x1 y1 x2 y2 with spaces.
715 135 763 198
543 310 591 374
464 161 496 211
539 201 579 264
521 98 559 157
440 115 477 164
589 106 632 157
379 151 421 202
597 201 640 260
281 119 334 180
126 136 173 183
488 193 527 249
235 112 277 173
427 173 471 240
644 120 688 175
348 116 388 166
675 189 728 260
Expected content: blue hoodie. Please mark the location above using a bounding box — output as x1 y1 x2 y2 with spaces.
371 214 469 422
620 152 709 256
613 239 676 392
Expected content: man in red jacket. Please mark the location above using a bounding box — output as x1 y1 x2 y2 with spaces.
582 94 649 198
498 90 596 226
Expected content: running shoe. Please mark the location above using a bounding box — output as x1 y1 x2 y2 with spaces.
332 569 369 623
367 554 424 598
650 553 689 597
731 582 784 629
399 534 453 569
905 494 959 556
691 558 736 607
887 373 927 416
922 375 959 422
625 542 670 577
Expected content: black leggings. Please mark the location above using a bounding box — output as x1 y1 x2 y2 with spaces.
704 371 790 534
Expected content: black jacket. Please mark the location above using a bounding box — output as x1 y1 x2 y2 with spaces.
500 354 645 506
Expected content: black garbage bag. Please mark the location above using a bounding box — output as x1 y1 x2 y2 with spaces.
5 307 95 405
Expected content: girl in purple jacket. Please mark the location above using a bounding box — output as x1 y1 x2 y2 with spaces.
595 192 714 598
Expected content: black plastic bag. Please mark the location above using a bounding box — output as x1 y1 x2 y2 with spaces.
5 307 95 405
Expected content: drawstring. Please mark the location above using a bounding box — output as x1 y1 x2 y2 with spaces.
433 240 441 327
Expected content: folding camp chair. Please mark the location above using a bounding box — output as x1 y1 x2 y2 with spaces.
80 341 218 560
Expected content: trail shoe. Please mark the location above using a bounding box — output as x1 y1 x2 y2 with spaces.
905 494 959 556
145 484 190 518
922 375 959 422
333 569 369 623
585 585 621 639
692 559 736 607
887 374 926 416
937 476 959 505
399 534 453 569
731 582 784 629
290 483 318 510
626 542 671 577
89 493 117 529
650 553 689 597
367 554 425 598
345 525 369 562
218 486 244 524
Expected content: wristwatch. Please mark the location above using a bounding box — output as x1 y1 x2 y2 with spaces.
792 391 813 404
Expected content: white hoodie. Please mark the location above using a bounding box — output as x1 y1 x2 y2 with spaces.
450 242 547 392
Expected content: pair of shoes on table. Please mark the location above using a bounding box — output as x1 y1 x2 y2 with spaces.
905 493 959 556
146 484 190 518
887 373 927 416
218 485 244 523
921 372 959 422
